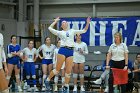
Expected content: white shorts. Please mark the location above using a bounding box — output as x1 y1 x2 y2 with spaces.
74 62 85 64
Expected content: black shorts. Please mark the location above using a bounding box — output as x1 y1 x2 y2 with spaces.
111 60 125 69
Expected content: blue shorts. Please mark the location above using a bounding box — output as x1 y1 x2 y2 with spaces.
58 47 74 58
24 62 36 76
42 59 53 65
8 59 21 68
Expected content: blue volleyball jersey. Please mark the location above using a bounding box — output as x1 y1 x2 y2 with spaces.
7 43 21 60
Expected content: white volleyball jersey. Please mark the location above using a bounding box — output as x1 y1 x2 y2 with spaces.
48 26 86 47
38 44 55 59
53 47 65 69
22 47 38 62
0 33 6 69
73 42 88 63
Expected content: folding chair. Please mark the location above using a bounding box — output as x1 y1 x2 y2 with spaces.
83 65 91 90
85 65 105 92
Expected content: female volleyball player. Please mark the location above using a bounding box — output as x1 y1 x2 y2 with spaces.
73 34 88 92
22 40 38 91
37 37 55 91
6 35 22 92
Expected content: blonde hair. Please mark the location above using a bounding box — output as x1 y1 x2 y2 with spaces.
114 32 123 43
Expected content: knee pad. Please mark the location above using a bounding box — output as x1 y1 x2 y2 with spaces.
65 73 71 78
73 73 78 78
79 74 84 78
53 69 59 75
61 77 65 83
15 74 20 79
8 54 12 58
6 75 11 80
26 76 30 79
54 76 58 83
32 75 36 79
1 88 9 93
19 52 23 57
43 75 47 79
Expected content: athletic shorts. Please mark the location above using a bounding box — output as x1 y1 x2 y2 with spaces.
42 59 53 65
58 47 74 58
8 59 20 69
74 62 85 64
111 60 125 69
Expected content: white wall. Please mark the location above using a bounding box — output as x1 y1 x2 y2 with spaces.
0 6 12 19
0 19 17 53
40 4 93 20
17 21 29 49
40 0 140 4
96 3 140 17
39 2 140 20
0 0 11 2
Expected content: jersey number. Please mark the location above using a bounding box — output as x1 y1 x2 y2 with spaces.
29 55 32 58
66 32 69 37
46 52 51 55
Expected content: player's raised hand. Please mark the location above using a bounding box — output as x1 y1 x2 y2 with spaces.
54 17 60 22
86 16 91 23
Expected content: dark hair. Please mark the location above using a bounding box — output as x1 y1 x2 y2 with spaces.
75 34 81 37
136 53 140 58
75 34 82 40
57 39 61 43
11 35 16 40
44 36 50 42
10 35 17 42
57 38 60 41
